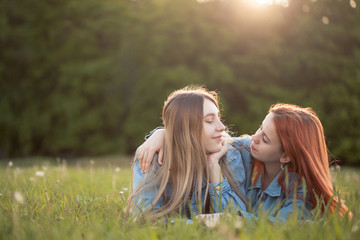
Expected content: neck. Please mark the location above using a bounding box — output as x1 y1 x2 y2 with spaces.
262 162 281 190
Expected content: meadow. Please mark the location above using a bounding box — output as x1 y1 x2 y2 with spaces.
0 156 359 240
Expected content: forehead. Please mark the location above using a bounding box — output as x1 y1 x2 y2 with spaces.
203 98 219 116
262 113 278 137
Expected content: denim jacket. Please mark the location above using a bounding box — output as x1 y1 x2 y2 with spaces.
244 170 313 223
132 135 252 217
209 137 314 223
132 158 208 217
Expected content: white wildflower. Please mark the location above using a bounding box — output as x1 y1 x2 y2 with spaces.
234 219 243 229
35 171 45 177
8 161 13 167
90 160 95 165
122 187 128 192
115 167 121 173
14 192 24 204
119 191 124 195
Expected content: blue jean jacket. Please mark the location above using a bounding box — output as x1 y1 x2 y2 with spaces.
209 137 313 223
132 159 208 217
132 136 252 217
245 170 313 223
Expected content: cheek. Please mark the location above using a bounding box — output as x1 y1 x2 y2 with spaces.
202 125 212 139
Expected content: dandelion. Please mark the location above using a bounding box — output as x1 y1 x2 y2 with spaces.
35 171 45 177
14 192 24 204
234 218 243 230
8 161 13 167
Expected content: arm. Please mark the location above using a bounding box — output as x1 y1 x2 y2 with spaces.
209 178 247 213
207 140 247 213
208 137 251 213
138 128 165 172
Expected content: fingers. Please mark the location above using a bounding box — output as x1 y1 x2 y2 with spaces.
158 148 163 165
141 150 148 173
143 149 154 173
138 145 144 170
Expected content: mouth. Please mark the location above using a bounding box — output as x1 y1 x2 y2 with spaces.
213 135 223 141
250 143 257 151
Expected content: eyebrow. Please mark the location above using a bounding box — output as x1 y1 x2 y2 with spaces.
204 113 216 118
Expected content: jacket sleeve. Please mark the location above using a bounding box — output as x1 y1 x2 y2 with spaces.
144 126 164 140
209 178 247 213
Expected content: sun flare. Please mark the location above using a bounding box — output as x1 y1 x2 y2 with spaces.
254 0 289 7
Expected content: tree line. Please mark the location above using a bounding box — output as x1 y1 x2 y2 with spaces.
1 0 359 164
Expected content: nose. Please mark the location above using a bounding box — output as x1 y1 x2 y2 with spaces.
217 120 226 132
251 133 260 144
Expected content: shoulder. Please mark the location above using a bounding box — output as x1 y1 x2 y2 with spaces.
281 171 308 196
231 135 252 149
226 135 252 164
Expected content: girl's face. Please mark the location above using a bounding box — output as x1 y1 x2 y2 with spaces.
250 113 284 167
202 98 225 154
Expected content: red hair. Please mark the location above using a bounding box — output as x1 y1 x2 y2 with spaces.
251 103 350 217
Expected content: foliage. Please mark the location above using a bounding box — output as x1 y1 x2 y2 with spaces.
0 0 359 163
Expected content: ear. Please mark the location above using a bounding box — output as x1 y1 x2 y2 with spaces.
280 152 291 164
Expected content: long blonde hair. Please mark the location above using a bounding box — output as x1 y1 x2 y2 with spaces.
127 86 246 220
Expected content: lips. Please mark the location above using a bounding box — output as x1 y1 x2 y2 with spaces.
250 143 257 151
213 135 223 141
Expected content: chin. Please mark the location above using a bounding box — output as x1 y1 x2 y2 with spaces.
206 146 222 154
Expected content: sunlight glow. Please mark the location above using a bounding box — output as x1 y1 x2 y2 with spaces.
254 0 289 7
196 0 290 7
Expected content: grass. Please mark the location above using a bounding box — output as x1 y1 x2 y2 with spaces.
0 156 359 240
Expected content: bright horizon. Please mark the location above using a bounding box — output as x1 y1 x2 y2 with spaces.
197 0 290 7
255 0 289 6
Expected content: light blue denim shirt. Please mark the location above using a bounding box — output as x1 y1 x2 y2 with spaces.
245 169 313 223
209 137 314 223
132 158 208 217
132 136 252 217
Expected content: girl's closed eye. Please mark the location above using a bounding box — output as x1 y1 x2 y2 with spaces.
205 117 214 123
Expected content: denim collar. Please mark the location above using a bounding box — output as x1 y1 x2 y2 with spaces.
248 169 284 197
